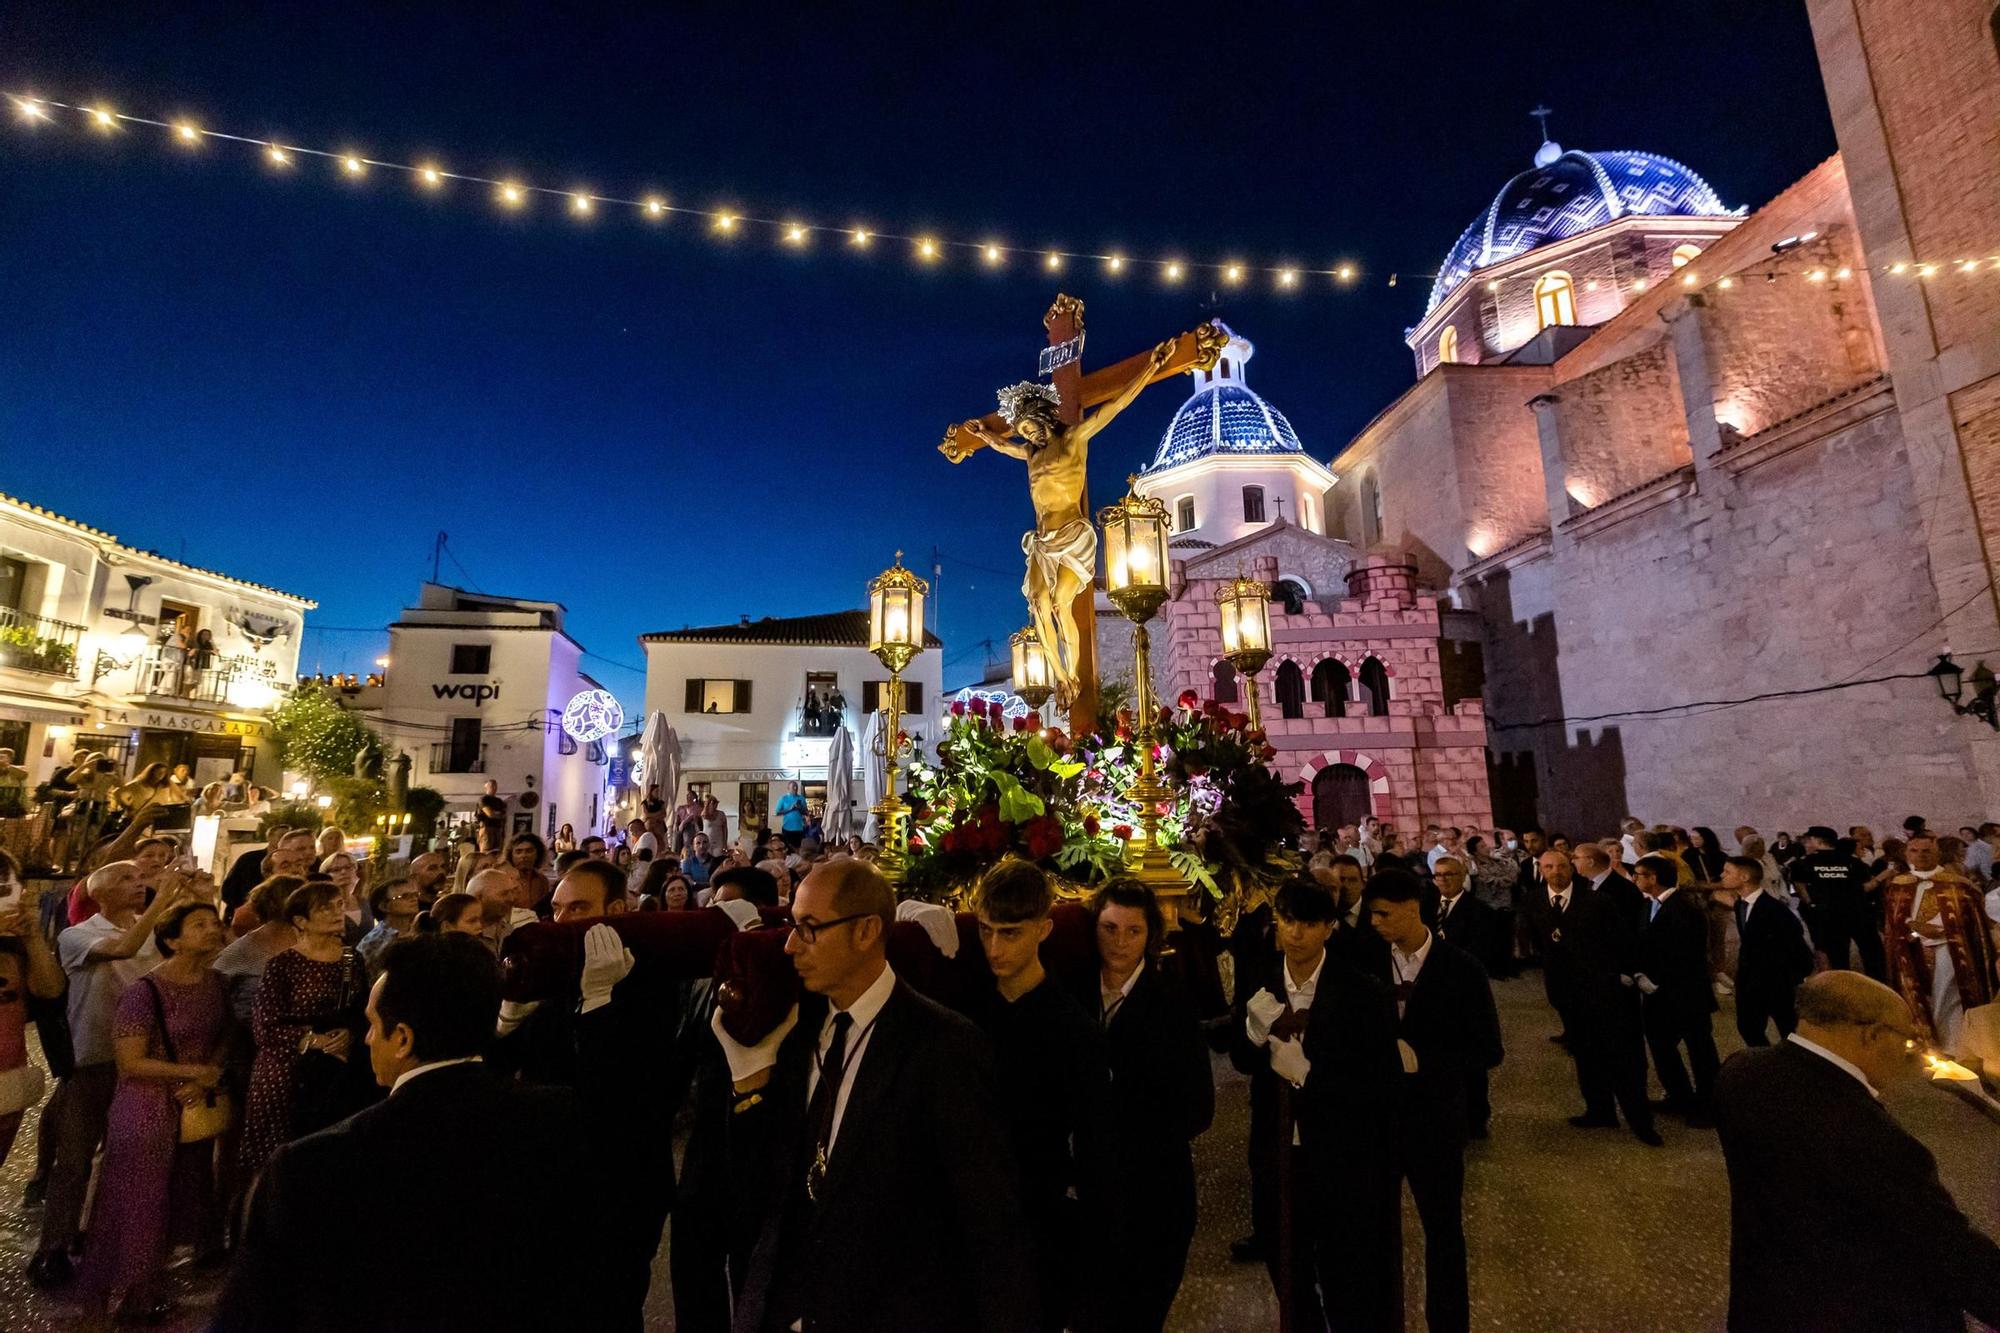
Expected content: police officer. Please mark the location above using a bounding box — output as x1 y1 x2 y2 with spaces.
1789 825 1883 978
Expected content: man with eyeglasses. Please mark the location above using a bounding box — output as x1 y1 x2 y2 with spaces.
712 858 1036 1333
1714 971 2000 1332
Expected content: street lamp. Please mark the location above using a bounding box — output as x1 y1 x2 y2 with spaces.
1217 574 1274 728
1010 627 1055 712
1098 487 1181 892
1928 650 1999 729
867 552 930 885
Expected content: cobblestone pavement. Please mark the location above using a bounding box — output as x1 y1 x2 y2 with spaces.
4 976 1995 1331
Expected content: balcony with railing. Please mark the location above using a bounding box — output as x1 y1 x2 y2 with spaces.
97 650 288 710
429 741 487 774
0 605 84 679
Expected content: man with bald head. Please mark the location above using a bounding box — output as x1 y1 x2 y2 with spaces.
32 860 194 1285
1522 847 1657 1145
715 859 1037 1332
1715 973 2000 1331
468 866 536 958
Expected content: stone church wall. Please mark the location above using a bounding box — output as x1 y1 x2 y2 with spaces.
1467 398 1986 836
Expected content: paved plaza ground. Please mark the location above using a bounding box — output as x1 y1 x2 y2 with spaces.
2 975 1995 1332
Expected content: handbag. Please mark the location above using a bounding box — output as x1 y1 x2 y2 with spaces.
144 977 232 1143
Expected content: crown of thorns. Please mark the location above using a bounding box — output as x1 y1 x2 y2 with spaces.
996 381 1061 424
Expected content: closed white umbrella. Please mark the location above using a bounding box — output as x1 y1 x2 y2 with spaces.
824 723 857 843
636 711 672 815
657 721 682 827
861 707 887 843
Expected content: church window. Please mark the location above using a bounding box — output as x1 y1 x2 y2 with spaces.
1243 485 1267 523
1535 271 1577 329
1273 580 1307 615
1220 358 1232 378
1275 660 1306 720
1311 659 1350 718
1357 658 1391 717
1672 244 1701 269
1437 326 1459 365
1359 472 1384 546
1211 659 1239 704
1176 496 1196 532
1301 493 1318 533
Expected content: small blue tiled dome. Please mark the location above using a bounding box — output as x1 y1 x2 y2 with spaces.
1425 143 1738 314
1145 325 1303 473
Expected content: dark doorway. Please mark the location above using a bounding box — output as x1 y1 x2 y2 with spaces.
1211 660 1239 704
1275 661 1305 719
1312 764 1372 830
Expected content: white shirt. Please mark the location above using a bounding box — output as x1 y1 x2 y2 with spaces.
1786 1033 1879 1100
1736 887 1765 915
1436 891 1465 922
1587 868 1614 892
1100 960 1144 1025
1645 885 1680 921
1547 885 1571 913
1390 931 1433 1016
391 1055 484 1096
1282 951 1325 1013
806 962 897 1154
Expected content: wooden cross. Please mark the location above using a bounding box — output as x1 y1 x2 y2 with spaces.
939 294 1226 737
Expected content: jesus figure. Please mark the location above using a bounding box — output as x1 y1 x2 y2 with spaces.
941 339 1175 704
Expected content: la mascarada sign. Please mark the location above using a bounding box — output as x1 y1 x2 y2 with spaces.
95 708 269 738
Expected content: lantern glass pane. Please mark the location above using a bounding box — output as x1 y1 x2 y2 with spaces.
1244 595 1270 652
1104 520 1131 592
882 587 912 646
1220 597 1241 654
868 589 885 650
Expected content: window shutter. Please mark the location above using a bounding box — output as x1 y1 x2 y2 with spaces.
734 679 752 713
904 681 923 711
862 681 880 713
685 679 701 712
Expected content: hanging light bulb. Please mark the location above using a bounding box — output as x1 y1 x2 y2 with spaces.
850 228 870 246
342 156 366 175
918 237 939 261
175 122 200 143
15 99 48 121
90 106 116 129
1225 264 1244 284
785 223 808 244
266 144 290 166
643 197 665 216
715 212 736 232
984 243 1003 265
1164 261 1183 282
1336 264 1355 282
1045 252 1061 271
419 165 443 187
1106 254 1125 273
571 193 592 214
498 182 525 207
1278 269 1298 288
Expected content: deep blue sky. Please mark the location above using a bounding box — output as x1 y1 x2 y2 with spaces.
0 2 1835 713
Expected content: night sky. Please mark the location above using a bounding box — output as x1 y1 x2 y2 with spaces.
0 2 1835 713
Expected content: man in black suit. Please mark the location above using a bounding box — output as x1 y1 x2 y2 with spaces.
1090 878 1216 1333
1725 855 1813 1046
1714 972 2000 1332
1319 852 1388 971
214 933 615 1331
1362 870 1502 1333
1631 855 1720 1125
1430 855 1502 1137
1574 842 1645 928
1790 824 1884 976
715 858 1036 1333
1521 848 1659 1145
1230 878 1393 1330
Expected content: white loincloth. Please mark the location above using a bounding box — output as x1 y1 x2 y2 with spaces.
1021 518 1096 600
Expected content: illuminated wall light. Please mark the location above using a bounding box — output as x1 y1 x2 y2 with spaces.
1632 278 1649 292
342 156 365 175
1807 269 1827 282
1585 279 1599 291
1044 252 1061 271
1681 273 1698 287
1960 260 1979 273
1835 267 1852 279
1485 279 1500 291
571 193 592 214
1717 276 1734 289
176 122 200 142
1890 262 1908 275
1918 263 1938 277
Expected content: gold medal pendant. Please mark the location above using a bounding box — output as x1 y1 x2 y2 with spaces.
808 1145 828 1202
1551 927 1562 942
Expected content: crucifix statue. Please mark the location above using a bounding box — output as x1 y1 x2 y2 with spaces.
938 294 1227 735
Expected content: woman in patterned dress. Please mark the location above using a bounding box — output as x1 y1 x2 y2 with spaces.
0 855 64 1167
238 881 367 1185
78 901 231 1322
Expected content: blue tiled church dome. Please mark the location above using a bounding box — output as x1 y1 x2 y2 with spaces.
1425 143 1738 315
1146 325 1303 472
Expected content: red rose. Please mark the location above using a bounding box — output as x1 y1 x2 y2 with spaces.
1227 712 1250 731
908 831 926 848
1084 815 1101 836
1024 815 1063 859
968 696 988 717
1013 714 1032 732
1246 727 1266 743
1116 707 1133 727
1112 824 1134 840
950 700 966 717
1260 744 1278 761
1178 690 1199 709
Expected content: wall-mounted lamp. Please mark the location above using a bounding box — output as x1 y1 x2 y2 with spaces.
1928 651 1998 729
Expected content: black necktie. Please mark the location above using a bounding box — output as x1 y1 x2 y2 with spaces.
807 1012 854 1190
1734 899 1749 931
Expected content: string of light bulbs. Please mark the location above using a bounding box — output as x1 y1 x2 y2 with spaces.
8 91 1997 299
4 90 1403 293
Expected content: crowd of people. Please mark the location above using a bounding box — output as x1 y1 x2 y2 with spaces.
0 798 1996 1330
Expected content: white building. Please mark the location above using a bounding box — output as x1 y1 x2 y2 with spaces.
639 611 944 841
354 584 612 844
0 489 313 786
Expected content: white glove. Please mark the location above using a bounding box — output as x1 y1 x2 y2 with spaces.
496 999 541 1037
1268 1035 1310 1088
1397 1038 1419 1075
1635 974 1660 996
1244 988 1285 1048
579 923 635 1014
714 898 762 932
710 1002 801 1086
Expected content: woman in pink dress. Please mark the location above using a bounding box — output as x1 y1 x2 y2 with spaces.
78 900 230 1322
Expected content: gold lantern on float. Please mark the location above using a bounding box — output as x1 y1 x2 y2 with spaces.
1217 573 1274 727
1010 627 1054 712
867 553 930 885
1096 484 1182 897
